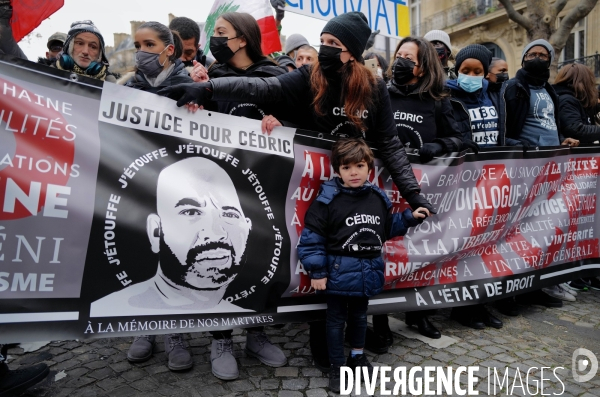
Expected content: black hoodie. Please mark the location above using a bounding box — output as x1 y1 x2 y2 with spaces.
553 84 600 144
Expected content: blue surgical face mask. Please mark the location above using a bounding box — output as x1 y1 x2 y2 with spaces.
457 73 484 93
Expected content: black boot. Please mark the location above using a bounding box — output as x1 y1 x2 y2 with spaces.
476 305 503 329
405 311 441 339
309 321 330 373
495 297 519 316
0 345 50 397
450 306 486 329
364 328 388 354
372 314 393 346
329 364 342 393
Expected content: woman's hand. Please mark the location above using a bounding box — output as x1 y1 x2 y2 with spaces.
261 114 283 135
311 278 327 291
562 138 580 147
191 60 209 83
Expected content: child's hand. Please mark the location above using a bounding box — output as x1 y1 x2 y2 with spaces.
413 207 430 220
311 278 327 291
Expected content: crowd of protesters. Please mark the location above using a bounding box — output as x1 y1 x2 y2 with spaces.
1 0 600 394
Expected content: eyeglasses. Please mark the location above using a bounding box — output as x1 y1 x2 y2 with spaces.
49 45 63 52
524 52 549 61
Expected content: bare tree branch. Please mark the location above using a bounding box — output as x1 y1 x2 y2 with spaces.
550 0 598 49
498 0 533 30
553 0 569 13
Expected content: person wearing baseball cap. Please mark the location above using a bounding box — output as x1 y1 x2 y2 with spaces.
424 29 455 79
37 32 66 65
54 20 117 82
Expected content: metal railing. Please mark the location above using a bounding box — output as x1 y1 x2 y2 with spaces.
558 53 600 77
414 0 522 34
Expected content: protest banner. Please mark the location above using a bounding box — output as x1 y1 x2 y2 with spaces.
282 0 411 38
1 58 599 343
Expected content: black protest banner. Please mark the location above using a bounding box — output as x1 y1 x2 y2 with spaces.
1 60 599 343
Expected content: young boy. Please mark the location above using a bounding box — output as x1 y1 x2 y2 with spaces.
297 138 429 393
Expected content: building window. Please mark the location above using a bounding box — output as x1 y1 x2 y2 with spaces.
482 42 506 60
560 18 585 61
410 0 421 36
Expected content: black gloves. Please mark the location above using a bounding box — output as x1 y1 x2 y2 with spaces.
419 142 444 163
405 192 436 214
157 82 213 107
270 0 285 21
365 29 380 50
462 139 480 154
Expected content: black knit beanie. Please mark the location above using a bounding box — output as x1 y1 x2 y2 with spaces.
454 44 493 76
321 12 371 62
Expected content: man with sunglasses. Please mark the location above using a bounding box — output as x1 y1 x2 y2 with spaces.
37 32 66 66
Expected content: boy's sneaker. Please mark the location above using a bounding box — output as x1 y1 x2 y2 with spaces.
559 283 577 296
587 277 600 291
346 352 374 379
567 279 590 291
329 364 342 393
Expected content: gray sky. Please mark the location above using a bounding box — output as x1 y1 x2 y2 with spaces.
19 0 326 60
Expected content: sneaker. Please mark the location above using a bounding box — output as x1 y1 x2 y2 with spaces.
559 283 578 296
542 285 576 302
587 277 600 291
245 331 287 367
127 335 155 362
164 334 193 371
329 364 342 393
568 279 590 291
346 352 374 379
211 338 238 380
0 361 49 397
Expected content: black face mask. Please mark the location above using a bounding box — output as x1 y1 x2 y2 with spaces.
435 46 447 61
523 58 550 74
318 45 344 74
494 72 509 83
209 36 240 64
392 57 416 86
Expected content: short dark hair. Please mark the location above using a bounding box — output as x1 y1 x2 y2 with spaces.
331 138 374 173
168 17 200 46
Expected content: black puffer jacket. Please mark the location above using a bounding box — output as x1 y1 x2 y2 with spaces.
126 59 192 93
208 66 423 203
387 82 463 152
553 84 600 144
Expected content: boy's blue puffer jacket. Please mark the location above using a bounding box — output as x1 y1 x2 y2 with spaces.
297 179 418 297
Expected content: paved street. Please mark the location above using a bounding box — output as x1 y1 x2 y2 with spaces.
7 290 600 397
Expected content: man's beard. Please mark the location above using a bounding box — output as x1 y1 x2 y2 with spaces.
159 236 241 291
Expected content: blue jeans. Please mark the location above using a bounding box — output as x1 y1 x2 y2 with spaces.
326 295 369 365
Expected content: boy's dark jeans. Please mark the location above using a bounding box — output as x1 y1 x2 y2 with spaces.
326 295 369 365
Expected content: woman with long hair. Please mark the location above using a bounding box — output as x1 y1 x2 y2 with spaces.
553 63 600 143
162 10 434 384
190 12 286 120
366 37 469 351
